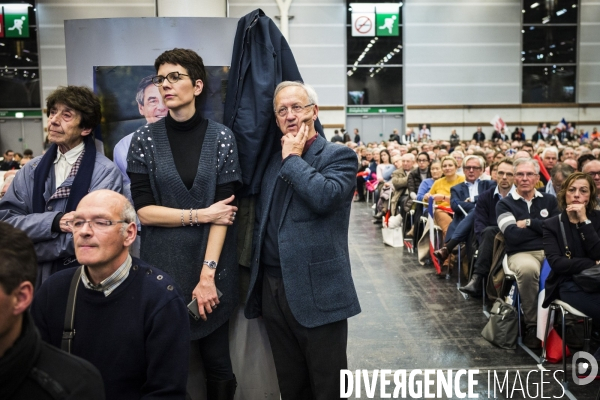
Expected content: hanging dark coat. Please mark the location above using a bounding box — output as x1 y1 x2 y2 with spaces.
223 8 323 197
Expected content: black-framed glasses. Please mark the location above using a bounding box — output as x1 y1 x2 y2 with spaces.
276 103 314 117
417 158 429 162
67 219 127 230
464 166 482 171
151 72 189 87
587 171 600 177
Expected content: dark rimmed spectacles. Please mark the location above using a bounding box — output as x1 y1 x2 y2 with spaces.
151 72 189 87
276 103 314 117
464 166 482 171
67 219 127 231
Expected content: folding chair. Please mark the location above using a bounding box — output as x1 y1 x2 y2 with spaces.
540 300 593 394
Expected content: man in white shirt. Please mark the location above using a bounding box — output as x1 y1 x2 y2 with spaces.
0 86 122 284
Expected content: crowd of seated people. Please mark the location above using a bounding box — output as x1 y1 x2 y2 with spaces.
350 125 600 363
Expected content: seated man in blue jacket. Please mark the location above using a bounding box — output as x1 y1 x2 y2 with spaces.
434 155 494 264
496 158 559 349
32 190 189 400
459 158 514 297
245 82 361 400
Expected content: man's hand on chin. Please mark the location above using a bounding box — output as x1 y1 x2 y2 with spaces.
282 122 309 159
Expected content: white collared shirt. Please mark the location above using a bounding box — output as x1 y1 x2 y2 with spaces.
54 141 84 189
81 254 132 297
465 179 480 200
510 189 544 212
494 185 516 199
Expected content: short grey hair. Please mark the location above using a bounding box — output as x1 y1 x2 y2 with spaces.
120 200 137 236
550 163 575 179
401 153 415 161
273 81 318 111
513 157 540 174
542 146 559 158
463 155 485 169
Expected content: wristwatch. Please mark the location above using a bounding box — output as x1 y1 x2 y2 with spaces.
525 219 531 227
203 260 218 270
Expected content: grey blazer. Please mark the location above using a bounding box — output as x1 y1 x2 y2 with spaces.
244 135 361 328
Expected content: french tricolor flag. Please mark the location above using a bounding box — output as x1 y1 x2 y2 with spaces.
537 259 552 340
429 197 442 275
556 118 567 131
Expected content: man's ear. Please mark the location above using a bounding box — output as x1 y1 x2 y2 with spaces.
123 222 137 247
12 282 34 315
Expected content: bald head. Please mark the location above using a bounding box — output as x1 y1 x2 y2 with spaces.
514 151 531 160
73 190 137 271
583 160 600 192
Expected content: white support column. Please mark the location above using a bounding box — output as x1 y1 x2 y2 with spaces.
274 0 293 41
157 0 226 17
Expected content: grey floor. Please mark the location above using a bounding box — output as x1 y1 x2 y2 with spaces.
346 202 600 400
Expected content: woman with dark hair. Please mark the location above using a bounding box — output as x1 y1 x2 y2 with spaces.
408 152 431 199
127 48 240 398
543 172 600 320
543 172 600 367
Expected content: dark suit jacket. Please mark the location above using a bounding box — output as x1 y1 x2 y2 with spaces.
472 132 485 142
473 184 500 237
450 179 496 223
542 211 600 307
245 135 361 328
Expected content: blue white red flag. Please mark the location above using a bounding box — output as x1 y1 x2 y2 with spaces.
537 259 552 340
428 197 442 274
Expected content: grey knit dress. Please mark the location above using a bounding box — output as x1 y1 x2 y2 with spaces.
127 118 241 340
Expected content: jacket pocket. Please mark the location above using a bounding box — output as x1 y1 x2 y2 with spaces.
309 254 355 311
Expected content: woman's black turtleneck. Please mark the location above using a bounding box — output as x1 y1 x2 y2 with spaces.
165 110 208 189
129 111 235 211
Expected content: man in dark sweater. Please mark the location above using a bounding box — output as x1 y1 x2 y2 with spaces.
496 158 559 348
0 221 105 400
459 158 514 297
32 190 190 400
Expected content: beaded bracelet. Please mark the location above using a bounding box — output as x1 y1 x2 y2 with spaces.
181 209 185 226
189 208 193 226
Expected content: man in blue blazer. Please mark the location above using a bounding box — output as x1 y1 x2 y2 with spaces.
245 82 361 400
434 155 495 263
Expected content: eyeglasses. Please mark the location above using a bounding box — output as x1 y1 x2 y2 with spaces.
151 72 189 87
497 172 514 178
515 172 538 179
67 219 127 231
464 166 481 171
417 158 429 162
276 103 314 117
586 171 600 177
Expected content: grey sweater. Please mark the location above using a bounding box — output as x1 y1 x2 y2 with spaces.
127 118 242 339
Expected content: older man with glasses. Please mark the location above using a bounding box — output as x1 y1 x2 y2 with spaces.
32 190 189 400
496 158 559 348
460 158 515 297
434 155 494 265
583 159 600 206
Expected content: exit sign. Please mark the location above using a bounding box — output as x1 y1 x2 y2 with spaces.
1 5 30 38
